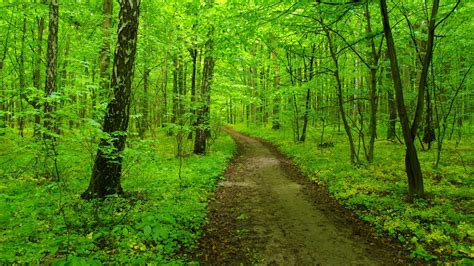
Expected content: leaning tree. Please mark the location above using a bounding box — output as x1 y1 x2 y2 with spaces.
82 0 141 199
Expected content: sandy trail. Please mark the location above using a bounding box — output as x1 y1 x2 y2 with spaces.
198 128 403 265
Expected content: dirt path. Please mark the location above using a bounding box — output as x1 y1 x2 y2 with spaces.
198 129 405 265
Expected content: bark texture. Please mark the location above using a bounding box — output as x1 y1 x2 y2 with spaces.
82 0 140 199
194 49 214 154
380 0 425 198
43 0 59 138
194 8 215 155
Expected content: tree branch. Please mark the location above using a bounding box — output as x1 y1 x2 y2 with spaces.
435 0 461 29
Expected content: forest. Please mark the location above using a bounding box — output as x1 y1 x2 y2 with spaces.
0 0 472 264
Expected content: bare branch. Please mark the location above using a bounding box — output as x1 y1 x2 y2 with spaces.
435 0 461 29
400 6 423 64
326 26 371 68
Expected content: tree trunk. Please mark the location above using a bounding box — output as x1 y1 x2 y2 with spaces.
194 31 214 154
367 68 377 160
324 28 357 164
99 0 113 98
171 56 178 125
422 87 435 149
387 87 397 140
300 88 311 142
189 48 197 138
32 15 45 136
229 98 234 124
139 66 150 138
364 3 380 162
300 48 315 143
161 55 168 127
411 0 439 139
271 50 280 130
82 0 140 199
18 15 27 137
178 57 185 123
380 0 424 199
0 9 13 133
43 0 59 139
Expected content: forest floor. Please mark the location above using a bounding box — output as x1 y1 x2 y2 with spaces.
197 128 406 265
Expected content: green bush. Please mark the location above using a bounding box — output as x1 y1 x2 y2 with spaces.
0 129 235 264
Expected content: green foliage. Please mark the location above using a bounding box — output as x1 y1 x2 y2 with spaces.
234 123 473 264
0 130 235 264
0 0 472 264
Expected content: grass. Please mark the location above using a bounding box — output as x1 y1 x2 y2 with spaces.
0 127 235 264
233 123 473 264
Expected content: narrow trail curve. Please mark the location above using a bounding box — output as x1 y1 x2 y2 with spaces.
198 128 404 265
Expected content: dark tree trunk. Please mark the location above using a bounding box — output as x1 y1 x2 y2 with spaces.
190 49 197 106
171 56 178 125
43 0 59 139
56 31 70 131
189 48 197 139
380 0 425 199
367 67 377 160
139 66 150 138
387 87 397 140
178 57 185 123
82 0 140 199
229 98 234 124
300 48 315 143
194 33 214 154
32 15 45 136
271 51 280 130
0 8 12 133
324 28 357 164
161 55 168 127
18 16 27 137
300 88 311 142
364 3 380 162
411 0 439 139
423 84 435 149
292 94 300 142
286 52 300 142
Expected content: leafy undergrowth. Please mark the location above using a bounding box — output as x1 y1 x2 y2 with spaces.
233 124 473 264
0 128 235 264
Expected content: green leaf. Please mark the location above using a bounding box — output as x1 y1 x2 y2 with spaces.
152 227 169 241
144 225 152 236
398 234 406 242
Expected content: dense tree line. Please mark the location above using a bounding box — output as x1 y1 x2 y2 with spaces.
0 0 471 200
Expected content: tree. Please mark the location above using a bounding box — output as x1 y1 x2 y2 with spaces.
323 24 358 164
43 0 59 138
194 1 215 155
32 2 46 136
363 2 382 162
194 34 214 154
18 13 27 137
379 0 440 199
82 0 141 199
299 45 315 143
271 50 281 130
